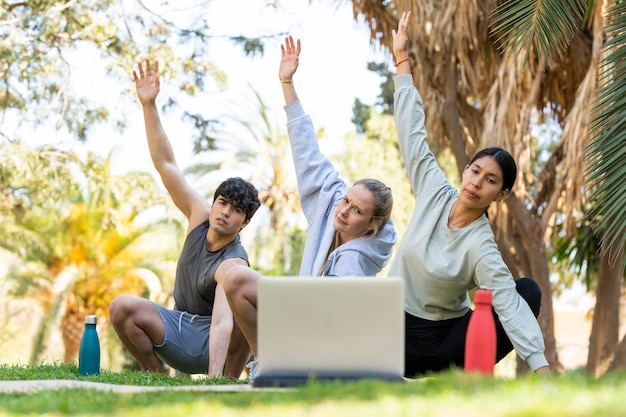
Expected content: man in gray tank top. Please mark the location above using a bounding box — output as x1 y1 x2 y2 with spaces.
109 59 261 377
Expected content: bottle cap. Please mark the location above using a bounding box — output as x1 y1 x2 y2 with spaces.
474 289 492 304
85 315 98 325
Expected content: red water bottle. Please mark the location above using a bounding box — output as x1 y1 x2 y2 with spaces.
464 289 496 375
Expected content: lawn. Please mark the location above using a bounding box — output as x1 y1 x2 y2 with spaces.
1 364 625 416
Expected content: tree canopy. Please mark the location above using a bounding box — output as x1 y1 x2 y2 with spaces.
1 0 274 142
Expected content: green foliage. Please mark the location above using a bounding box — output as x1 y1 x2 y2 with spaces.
351 98 372 134
587 0 626 273
351 61 395 133
0 0 278 142
0 140 183 364
252 226 306 276
550 215 602 294
491 0 626 274
491 0 589 69
367 61 396 115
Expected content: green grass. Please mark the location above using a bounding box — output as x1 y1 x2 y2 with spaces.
0 363 243 386
1 364 626 416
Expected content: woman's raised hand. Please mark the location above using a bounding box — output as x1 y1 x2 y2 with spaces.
279 35 301 82
392 11 411 61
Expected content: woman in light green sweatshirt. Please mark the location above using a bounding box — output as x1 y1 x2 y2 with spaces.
390 11 550 376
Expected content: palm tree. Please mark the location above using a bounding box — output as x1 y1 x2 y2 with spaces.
489 0 626 376
0 141 183 365
349 0 624 374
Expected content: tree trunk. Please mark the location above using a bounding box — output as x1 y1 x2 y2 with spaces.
587 240 625 376
505 195 562 373
441 56 470 173
61 297 86 364
610 319 626 371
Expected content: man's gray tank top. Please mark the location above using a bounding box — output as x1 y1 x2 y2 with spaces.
173 220 248 316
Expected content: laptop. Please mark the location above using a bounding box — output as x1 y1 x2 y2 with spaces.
253 276 405 387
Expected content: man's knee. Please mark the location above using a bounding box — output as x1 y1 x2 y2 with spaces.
109 295 138 324
516 277 542 317
223 266 258 298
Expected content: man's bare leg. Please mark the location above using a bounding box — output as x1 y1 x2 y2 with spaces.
223 319 251 378
109 295 166 372
223 265 261 356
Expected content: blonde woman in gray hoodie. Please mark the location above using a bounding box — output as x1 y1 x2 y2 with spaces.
223 36 397 382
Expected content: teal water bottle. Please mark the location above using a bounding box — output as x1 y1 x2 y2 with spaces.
78 314 100 375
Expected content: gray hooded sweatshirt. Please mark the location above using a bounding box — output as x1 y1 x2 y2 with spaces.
284 100 397 276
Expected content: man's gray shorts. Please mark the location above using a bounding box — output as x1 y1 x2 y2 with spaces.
153 304 211 374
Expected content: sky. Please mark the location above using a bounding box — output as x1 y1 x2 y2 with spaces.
18 0 390 177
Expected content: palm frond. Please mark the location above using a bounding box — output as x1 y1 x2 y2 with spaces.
587 0 626 273
491 0 589 69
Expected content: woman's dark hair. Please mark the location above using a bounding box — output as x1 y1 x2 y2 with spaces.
353 178 393 236
213 177 261 221
469 147 517 192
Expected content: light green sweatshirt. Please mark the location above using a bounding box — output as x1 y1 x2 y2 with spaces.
390 74 548 371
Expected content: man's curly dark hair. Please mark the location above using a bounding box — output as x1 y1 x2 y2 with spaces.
213 177 261 222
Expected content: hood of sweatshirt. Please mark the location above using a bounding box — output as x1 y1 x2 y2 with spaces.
323 218 397 276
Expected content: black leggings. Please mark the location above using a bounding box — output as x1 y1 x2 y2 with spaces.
404 277 542 377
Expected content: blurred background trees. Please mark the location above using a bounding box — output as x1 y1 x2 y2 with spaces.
0 141 182 368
